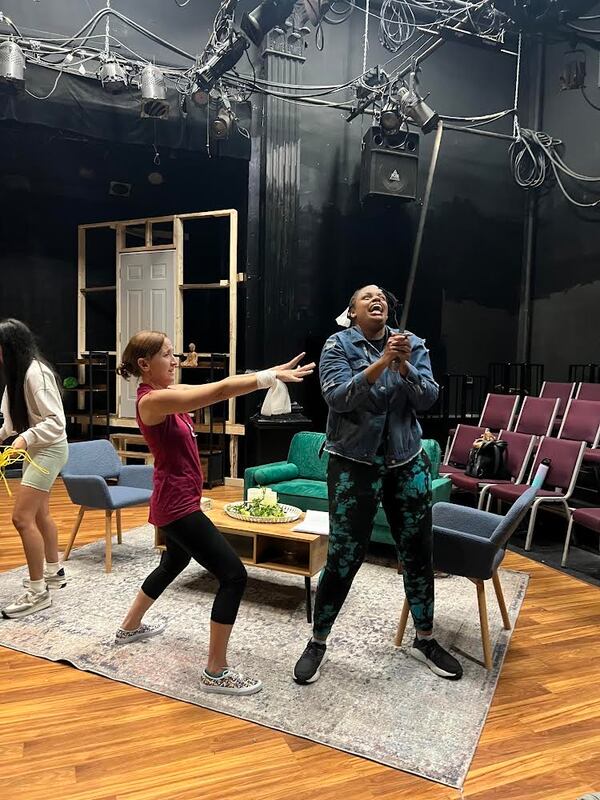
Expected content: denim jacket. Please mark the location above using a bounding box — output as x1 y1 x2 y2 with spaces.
320 326 439 466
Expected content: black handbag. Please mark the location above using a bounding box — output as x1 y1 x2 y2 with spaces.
465 439 509 480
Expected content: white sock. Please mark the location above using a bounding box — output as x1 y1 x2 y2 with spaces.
311 636 327 646
45 561 60 575
29 579 46 594
417 631 433 641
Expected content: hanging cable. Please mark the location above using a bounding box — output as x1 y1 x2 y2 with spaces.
581 86 600 111
510 127 600 208
25 67 64 100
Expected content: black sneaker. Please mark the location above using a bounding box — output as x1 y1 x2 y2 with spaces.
409 636 463 680
293 639 327 684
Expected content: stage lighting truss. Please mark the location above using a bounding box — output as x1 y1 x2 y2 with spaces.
377 0 509 54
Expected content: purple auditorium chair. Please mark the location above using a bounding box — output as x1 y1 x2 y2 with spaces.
563 507 600 566
444 393 520 456
558 400 600 445
513 396 560 438
577 383 600 402
558 399 600 470
486 437 587 553
479 393 520 433
440 424 486 478
451 430 536 509
539 381 577 430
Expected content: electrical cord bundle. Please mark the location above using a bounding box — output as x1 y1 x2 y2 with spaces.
374 0 499 53
510 126 600 208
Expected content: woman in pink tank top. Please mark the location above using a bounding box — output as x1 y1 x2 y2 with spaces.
114 331 314 696
115 331 315 695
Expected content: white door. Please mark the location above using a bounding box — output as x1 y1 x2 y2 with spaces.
118 250 177 418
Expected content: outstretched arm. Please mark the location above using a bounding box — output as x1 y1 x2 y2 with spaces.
139 353 315 425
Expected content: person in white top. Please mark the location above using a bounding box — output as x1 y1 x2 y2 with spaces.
0 319 69 619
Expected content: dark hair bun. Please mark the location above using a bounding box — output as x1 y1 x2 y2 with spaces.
116 362 132 380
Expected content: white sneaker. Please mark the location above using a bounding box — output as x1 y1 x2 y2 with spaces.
23 567 67 590
2 589 52 619
200 668 262 696
114 622 166 645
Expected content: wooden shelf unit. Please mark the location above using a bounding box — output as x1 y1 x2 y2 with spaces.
77 211 246 476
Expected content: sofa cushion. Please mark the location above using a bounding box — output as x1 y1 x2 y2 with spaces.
265 479 328 502
288 432 328 481
254 463 299 485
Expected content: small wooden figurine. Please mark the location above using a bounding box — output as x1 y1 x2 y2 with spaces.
181 342 199 368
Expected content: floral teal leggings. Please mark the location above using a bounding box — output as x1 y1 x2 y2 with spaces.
313 450 434 639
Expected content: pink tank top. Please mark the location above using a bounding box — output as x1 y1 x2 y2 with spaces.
136 383 204 527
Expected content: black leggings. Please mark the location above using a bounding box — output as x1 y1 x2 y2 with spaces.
141 510 247 625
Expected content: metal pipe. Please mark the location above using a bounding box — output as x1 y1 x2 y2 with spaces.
399 120 444 331
516 39 545 363
443 122 515 141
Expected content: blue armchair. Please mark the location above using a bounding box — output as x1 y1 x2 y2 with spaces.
395 482 540 669
60 440 153 572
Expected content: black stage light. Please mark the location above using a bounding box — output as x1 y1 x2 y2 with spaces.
397 86 439 134
560 48 586 91
98 55 128 93
196 33 249 91
241 0 297 47
212 103 235 139
380 102 401 135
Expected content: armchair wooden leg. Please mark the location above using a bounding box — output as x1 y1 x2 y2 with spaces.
475 580 493 670
394 597 410 647
63 507 85 561
116 509 122 545
105 511 113 573
492 571 511 630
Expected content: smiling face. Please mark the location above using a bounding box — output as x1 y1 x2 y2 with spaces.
139 337 179 388
349 285 389 331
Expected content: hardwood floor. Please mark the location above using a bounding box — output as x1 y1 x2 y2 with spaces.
1 479 600 800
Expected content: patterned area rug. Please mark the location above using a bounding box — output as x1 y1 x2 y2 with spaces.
0 525 529 789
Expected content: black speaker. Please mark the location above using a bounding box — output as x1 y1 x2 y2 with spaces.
360 127 419 203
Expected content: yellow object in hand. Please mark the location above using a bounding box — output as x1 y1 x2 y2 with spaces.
0 447 49 497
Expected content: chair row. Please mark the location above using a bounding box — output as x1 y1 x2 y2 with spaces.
447 396 600 458
462 384 599 437
441 431 597 566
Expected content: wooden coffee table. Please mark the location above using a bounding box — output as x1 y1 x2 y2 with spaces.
155 500 328 623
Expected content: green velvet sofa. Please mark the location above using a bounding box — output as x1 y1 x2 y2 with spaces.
244 431 452 546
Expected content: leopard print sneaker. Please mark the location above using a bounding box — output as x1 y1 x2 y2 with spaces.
200 668 262 696
114 622 166 645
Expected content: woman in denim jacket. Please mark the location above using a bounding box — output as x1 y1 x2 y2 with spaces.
293 285 463 684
